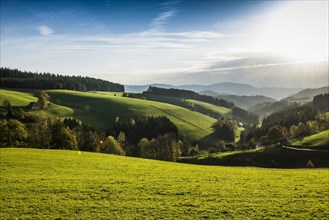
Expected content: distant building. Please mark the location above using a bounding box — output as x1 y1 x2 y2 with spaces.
27 102 37 109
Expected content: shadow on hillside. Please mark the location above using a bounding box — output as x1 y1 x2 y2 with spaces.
178 147 329 168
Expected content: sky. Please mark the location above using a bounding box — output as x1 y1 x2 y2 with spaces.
1 0 328 87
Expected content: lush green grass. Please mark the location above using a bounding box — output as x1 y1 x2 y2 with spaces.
0 88 74 118
292 130 329 148
1 148 328 219
46 90 217 143
141 94 231 118
0 89 37 106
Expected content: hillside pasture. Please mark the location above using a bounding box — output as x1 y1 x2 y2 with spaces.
45 90 217 143
0 148 328 219
140 93 231 118
292 130 329 149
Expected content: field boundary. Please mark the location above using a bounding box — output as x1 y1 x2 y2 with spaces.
150 105 208 132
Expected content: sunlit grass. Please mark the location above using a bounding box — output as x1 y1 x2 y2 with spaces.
0 148 328 219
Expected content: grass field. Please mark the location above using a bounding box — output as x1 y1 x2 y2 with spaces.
141 94 231 118
0 89 37 106
0 148 328 219
292 130 329 149
0 88 74 118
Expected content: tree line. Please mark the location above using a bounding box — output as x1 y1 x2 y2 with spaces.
0 106 182 162
0 67 124 92
144 86 234 108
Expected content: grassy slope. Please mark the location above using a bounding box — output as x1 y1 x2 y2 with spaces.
180 147 329 168
0 89 74 118
292 130 329 148
46 90 217 143
141 94 231 118
0 89 37 106
1 148 328 219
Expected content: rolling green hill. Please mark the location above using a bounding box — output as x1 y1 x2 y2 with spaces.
1 148 328 219
139 93 231 118
46 90 217 142
0 89 74 118
0 88 220 145
0 89 37 106
292 130 329 149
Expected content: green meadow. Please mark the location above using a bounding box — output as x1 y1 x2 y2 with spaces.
141 93 231 118
0 89 37 106
292 130 329 149
0 148 328 219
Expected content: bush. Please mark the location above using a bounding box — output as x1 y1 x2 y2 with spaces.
102 136 125 155
306 160 315 168
0 119 28 147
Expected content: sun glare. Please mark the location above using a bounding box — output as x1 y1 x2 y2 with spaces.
249 1 328 61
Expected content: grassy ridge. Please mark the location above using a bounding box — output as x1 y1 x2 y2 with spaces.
141 94 231 118
292 130 329 149
1 148 328 219
0 89 74 118
0 89 37 106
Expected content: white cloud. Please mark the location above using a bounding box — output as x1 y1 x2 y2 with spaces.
149 1 180 31
150 9 176 31
37 25 54 36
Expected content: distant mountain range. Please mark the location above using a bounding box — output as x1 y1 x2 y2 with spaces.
286 86 329 100
125 82 302 100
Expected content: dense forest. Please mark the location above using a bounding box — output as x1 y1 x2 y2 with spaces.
143 86 259 124
0 67 124 92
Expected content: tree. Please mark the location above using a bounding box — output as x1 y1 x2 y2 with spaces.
37 91 50 109
213 118 236 141
267 125 285 145
155 133 181 162
27 116 52 149
102 136 125 155
51 119 78 150
138 137 156 159
2 100 13 118
188 145 199 157
0 119 28 147
117 131 126 145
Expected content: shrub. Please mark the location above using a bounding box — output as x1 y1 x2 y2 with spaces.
102 136 125 155
306 160 315 168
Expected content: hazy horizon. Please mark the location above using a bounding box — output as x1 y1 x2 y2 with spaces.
1 0 328 87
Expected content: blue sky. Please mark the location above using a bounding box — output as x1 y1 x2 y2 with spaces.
1 0 328 87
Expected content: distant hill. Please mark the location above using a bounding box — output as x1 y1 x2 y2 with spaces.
249 101 296 119
199 91 276 109
285 86 329 100
125 82 302 100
